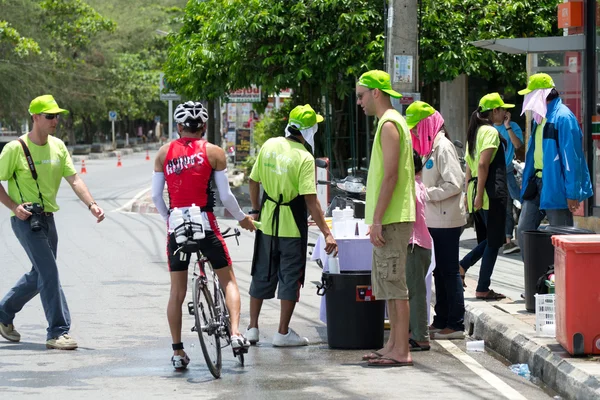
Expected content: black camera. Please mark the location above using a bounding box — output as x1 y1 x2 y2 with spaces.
24 203 44 232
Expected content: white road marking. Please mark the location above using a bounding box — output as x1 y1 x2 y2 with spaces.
436 340 528 400
113 188 151 212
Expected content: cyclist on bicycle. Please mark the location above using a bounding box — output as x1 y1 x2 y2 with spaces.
151 101 255 370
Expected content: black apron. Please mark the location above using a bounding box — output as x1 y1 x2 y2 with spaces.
468 135 508 249
250 136 309 286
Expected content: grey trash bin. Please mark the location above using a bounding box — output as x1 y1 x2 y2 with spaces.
522 225 594 312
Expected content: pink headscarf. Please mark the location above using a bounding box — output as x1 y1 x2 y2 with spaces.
411 110 445 156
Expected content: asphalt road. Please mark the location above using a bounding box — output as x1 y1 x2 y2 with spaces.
0 152 558 399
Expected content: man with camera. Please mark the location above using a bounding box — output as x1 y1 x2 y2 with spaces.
0 95 105 350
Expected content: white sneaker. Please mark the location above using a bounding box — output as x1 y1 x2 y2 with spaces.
272 328 309 347
0 323 20 342
231 335 250 349
46 334 78 350
245 327 259 345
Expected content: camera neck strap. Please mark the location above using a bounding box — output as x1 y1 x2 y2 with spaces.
13 138 45 209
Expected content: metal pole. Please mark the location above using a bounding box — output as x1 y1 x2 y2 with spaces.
168 100 173 140
584 0 596 216
111 120 115 150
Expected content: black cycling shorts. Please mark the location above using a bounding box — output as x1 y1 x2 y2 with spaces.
166 214 232 272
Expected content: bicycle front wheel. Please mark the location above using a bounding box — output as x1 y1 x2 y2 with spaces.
193 277 222 378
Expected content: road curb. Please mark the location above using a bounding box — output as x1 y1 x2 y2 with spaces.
465 301 600 400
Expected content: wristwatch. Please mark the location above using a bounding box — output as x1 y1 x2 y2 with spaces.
88 201 98 210
248 209 260 215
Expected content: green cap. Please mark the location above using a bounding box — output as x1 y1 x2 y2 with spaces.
29 95 69 115
357 70 402 99
289 104 324 130
405 101 436 129
478 93 515 113
518 73 555 95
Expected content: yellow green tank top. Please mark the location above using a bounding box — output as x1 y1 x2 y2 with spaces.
365 109 416 225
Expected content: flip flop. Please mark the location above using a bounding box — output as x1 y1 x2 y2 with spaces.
361 351 384 361
367 357 414 367
409 338 430 352
476 289 506 300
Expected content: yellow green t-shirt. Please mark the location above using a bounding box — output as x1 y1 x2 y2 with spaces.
249 137 316 238
534 119 546 178
365 109 415 225
465 125 499 213
0 134 76 213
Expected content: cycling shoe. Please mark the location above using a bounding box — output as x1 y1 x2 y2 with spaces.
171 354 190 370
231 335 250 350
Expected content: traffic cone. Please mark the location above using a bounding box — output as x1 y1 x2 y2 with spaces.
145 150 150 161
117 154 122 167
80 159 87 174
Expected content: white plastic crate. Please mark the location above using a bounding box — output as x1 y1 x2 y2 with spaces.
535 293 556 337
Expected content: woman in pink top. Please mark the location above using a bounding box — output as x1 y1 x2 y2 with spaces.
406 150 433 351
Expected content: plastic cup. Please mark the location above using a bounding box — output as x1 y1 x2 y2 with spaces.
357 220 369 237
466 340 485 352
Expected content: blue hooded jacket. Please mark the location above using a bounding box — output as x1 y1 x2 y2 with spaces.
521 97 593 210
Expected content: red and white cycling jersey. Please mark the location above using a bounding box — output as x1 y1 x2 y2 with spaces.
164 137 215 211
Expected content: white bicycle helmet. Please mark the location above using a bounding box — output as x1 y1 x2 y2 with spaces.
173 101 209 127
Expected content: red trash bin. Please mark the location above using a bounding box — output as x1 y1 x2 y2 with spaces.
552 234 600 356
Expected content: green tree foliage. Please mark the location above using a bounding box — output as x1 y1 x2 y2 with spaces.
252 100 295 147
0 21 41 57
165 0 384 170
1 0 184 142
419 0 562 87
166 0 383 103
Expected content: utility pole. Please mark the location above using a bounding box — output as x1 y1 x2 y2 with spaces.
385 0 419 101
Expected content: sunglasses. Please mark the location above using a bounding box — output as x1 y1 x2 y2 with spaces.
356 89 374 100
42 114 59 120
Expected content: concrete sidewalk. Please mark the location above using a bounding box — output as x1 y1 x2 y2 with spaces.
461 231 600 400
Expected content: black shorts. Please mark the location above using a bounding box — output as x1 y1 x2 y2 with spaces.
166 215 231 272
249 232 306 302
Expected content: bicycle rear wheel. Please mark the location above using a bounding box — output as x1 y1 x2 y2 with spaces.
193 277 222 378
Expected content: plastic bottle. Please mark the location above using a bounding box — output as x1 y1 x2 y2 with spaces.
327 254 340 274
343 206 356 236
188 204 205 240
332 207 344 237
169 208 187 244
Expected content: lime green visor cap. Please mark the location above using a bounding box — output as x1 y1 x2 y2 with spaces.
518 73 555 95
357 70 402 99
29 95 69 115
478 92 515 113
289 104 324 130
405 101 436 129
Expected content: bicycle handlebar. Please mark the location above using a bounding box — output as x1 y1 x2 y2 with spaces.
221 227 241 246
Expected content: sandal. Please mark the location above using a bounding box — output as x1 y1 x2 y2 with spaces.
476 289 506 300
409 338 430 352
361 351 384 361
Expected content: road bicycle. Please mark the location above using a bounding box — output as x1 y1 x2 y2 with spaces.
178 226 246 379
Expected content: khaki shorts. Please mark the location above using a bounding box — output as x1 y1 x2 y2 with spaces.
371 222 413 301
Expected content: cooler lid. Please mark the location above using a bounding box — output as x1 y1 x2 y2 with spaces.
552 234 600 252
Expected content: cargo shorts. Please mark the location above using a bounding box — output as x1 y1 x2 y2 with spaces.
371 222 413 301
